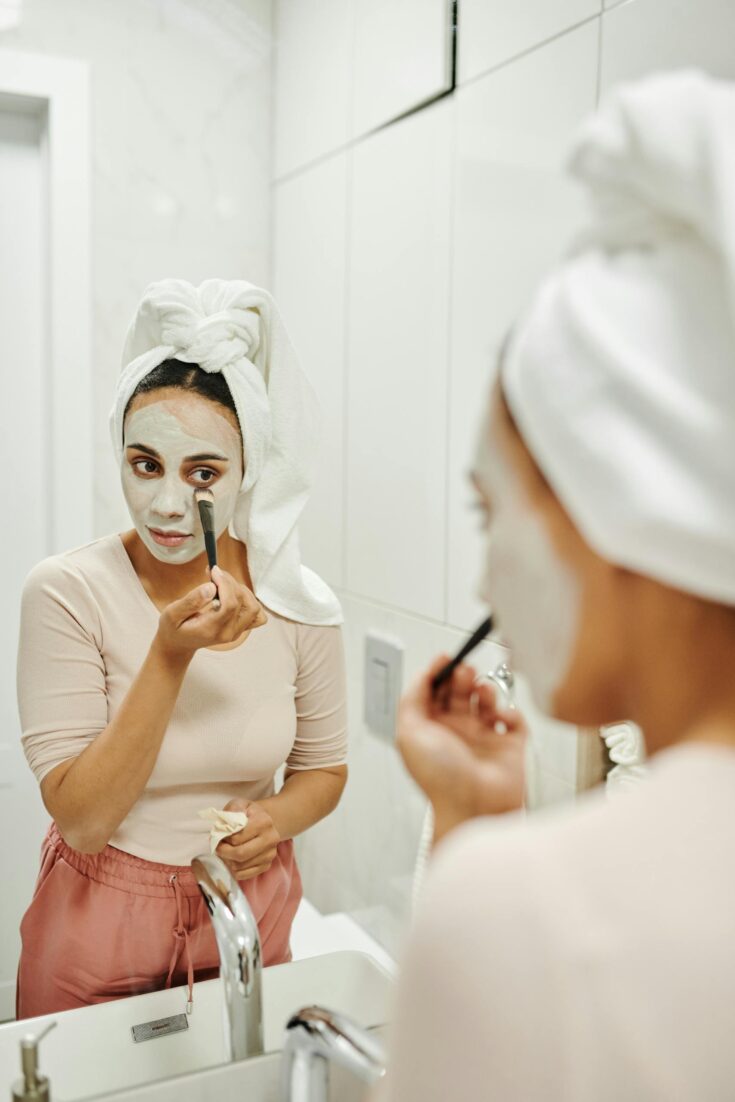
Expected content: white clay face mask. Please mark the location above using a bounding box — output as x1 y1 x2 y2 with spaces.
121 397 243 565
474 417 581 714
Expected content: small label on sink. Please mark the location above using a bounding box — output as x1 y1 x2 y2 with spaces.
131 1013 189 1043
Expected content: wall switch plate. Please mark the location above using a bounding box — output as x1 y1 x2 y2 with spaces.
364 633 404 741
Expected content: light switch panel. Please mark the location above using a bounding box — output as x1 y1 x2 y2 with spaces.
364 633 404 741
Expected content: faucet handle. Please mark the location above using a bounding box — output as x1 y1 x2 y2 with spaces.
480 660 515 709
284 1005 385 1096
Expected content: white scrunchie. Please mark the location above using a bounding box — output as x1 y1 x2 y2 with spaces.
110 278 342 626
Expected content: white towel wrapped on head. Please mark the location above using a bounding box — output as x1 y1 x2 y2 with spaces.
502 70 735 606
109 279 343 626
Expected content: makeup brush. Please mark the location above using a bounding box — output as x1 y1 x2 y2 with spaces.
431 614 495 697
194 488 220 610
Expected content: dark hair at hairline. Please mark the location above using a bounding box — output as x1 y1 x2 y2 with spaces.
122 359 241 438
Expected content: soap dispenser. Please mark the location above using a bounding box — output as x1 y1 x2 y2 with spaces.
12 1021 56 1102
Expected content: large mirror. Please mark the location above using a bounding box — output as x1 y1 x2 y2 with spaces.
0 1 647 1099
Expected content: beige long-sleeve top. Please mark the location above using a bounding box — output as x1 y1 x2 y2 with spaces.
383 742 735 1101
17 534 347 865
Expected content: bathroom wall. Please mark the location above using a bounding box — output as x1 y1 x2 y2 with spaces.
0 0 273 538
272 0 735 954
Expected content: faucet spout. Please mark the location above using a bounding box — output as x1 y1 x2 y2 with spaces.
191 853 264 1061
282 1006 385 1102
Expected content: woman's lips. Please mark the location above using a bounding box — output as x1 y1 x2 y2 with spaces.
148 527 192 547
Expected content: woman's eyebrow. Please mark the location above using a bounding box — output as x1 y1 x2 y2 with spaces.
125 444 228 463
126 443 160 458
185 452 228 463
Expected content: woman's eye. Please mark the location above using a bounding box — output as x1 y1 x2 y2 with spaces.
132 458 159 476
190 468 218 486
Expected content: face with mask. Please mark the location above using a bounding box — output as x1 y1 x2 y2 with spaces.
121 390 243 565
472 389 585 717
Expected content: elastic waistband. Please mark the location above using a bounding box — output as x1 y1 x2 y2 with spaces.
46 822 204 899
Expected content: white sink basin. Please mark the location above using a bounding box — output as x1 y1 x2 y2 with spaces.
0 951 393 1101
98 1030 388 1102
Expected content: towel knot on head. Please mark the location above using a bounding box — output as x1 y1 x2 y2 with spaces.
161 304 260 375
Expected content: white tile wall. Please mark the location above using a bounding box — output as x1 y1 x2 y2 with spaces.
274 0 353 178
458 0 601 85
601 0 735 88
345 99 453 620
447 22 599 630
351 0 451 138
273 153 349 588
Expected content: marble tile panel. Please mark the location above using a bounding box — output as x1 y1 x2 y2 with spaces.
273 153 349 588
345 99 453 620
459 0 601 84
447 22 599 631
351 0 451 138
274 0 353 177
601 0 735 89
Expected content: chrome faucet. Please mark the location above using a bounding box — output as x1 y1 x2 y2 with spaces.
191 853 264 1062
484 660 515 709
282 1006 385 1101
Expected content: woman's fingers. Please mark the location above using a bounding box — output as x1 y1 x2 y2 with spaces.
209 565 267 638
171 582 218 626
234 862 273 882
475 680 501 727
235 842 278 870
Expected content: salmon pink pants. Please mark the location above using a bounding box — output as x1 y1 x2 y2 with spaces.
16 822 302 1020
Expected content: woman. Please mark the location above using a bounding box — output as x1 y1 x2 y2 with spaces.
16 279 348 1018
385 72 735 1099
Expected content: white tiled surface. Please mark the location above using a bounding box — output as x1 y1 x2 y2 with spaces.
274 0 353 178
273 153 349 588
2 0 272 539
345 99 453 620
458 0 601 84
351 0 451 138
600 0 735 89
448 22 598 629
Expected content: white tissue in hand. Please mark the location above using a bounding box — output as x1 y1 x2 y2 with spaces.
198 807 248 854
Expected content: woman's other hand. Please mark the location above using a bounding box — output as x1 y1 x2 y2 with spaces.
215 798 281 881
397 656 528 844
154 565 268 660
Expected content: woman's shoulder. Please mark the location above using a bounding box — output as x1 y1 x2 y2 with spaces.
258 605 344 650
22 534 125 602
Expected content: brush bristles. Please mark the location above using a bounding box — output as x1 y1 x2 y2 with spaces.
194 487 215 503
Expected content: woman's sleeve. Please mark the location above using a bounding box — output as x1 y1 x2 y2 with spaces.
285 623 348 771
17 557 108 784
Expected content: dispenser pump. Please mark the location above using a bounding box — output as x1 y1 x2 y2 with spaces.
12 1021 56 1102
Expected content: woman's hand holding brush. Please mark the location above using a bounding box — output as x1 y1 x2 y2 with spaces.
154 565 268 662
397 656 528 845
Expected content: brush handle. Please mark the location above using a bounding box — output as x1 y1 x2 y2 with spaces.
430 615 494 695
203 529 218 572
197 498 220 607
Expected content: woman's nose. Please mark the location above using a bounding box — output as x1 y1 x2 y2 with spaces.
150 476 189 519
